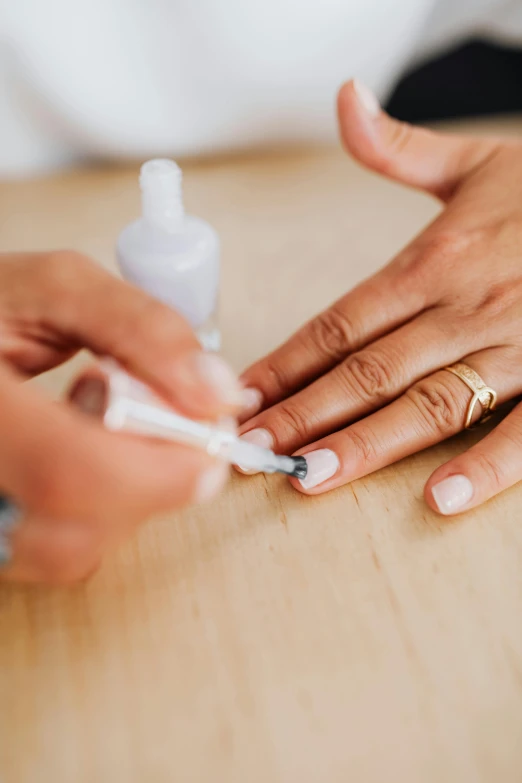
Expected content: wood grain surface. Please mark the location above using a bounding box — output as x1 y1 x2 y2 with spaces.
0 122 522 782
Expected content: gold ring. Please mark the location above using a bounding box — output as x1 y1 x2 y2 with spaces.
444 362 497 429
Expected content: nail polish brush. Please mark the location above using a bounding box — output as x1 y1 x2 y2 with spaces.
68 362 308 480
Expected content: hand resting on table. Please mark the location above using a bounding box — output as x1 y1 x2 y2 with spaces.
240 80 522 517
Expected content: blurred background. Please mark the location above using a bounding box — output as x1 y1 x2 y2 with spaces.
2 0 522 180
388 38 522 122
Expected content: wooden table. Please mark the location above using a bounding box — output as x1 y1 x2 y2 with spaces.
1 120 522 783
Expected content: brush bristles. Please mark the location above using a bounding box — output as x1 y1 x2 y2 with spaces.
290 456 308 480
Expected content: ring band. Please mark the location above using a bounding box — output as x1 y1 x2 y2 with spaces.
444 362 497 429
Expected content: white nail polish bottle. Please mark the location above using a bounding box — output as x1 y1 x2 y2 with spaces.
116 159 220 351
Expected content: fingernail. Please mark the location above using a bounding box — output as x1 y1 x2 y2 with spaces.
353 79 380 118
196 462 229 504
241 387 263 418
431 474 474 515
181 352 243 406
235 428 274 475
298 449 339 490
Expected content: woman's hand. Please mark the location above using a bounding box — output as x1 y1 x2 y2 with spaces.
238 79 522 516
0 251 242 583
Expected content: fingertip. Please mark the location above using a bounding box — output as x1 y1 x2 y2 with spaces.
237 387 264 424
167 351 244 418
337 79 359 134
337 79 382 169
424 472 475 517
195 461 229 504
423 480 442 516
337 80 354 115
0 518 103 585
287 476 315 495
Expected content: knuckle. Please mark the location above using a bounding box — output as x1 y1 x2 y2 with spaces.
401 231 476 292
472 451 504 492
275 402 314 443
342 424 382 467
407 378 462 435
473 282 517 321
422 230 476 261
308 306 355 362
382 122 415 171
263 358 293 399
343 350 396 403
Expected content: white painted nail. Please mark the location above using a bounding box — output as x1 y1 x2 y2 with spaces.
431 474 474 515
235 428 274 474
196 462 229 504
190 353 243 406
353 79 380 118
298 449 340 490
241 387 263 418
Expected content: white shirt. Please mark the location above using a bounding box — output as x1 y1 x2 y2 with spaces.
0 0 521 177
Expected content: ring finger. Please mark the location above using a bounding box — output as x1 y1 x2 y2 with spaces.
288 347 521 494
239 309 485 458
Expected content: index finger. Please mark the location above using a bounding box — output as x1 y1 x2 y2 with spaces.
27 251 243 419
239 267 424 419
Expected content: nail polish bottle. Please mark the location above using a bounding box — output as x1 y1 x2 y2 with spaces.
116 159 220 351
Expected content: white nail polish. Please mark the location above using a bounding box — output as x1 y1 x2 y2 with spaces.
196 463 229 504
241 387 263 418
298 449 339 490
353 79 380 118
431 474 474 515
235 428 274 474
117 159 220 351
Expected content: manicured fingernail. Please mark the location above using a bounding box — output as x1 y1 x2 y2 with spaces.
431 474 474 515
298 449 339 490
353 79 380 118
196 462 229 504
181 352 243 406
241 387 263 418
235 428 274 474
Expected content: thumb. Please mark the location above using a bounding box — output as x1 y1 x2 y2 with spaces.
338 79 500 201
